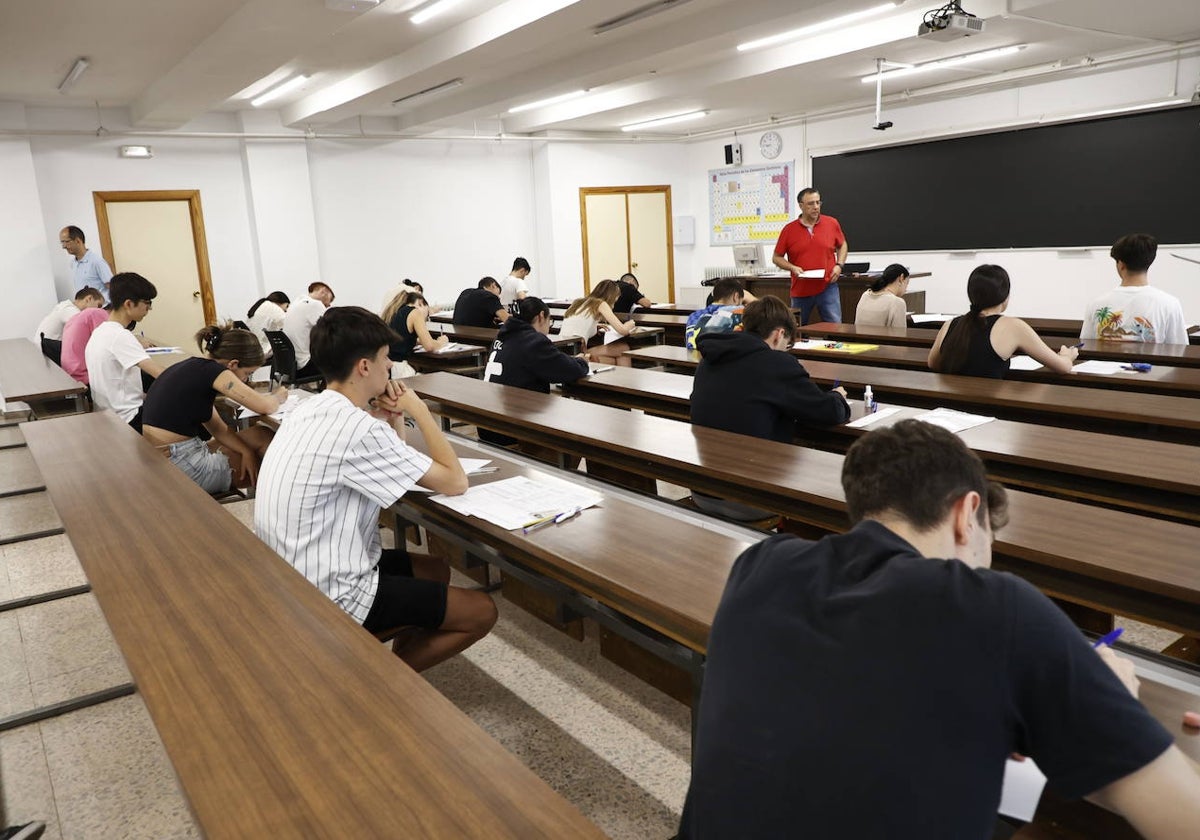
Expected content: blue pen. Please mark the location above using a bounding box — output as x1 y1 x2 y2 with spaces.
1071 341 1084 348
1093 627 1124 648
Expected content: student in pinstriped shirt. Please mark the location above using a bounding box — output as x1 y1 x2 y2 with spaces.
255 306 497 671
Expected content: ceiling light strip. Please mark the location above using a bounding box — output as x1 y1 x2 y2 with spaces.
594 0 697 36
508 90 588 114
411 0 468 25
1038 98 1191 124
621 110 709 132
251 75 309 107
392 77 465 106
861 45 1025 83
738 3 897 52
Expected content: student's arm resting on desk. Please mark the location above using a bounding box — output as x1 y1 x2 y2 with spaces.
927 320 951 370
1088 746 1200 838
409 308 448 352
1000 317 1077 373
778 357 850 426
379 382 468 495
530 336 591 384
599 302 636 335
212 369 285 416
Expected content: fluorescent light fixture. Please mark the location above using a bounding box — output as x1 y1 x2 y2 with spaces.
738 3 896 52
392 77 464 106
621 110 709 132
410 0 467 25
1038 98 1190 124
251 75 309 107
118 145 153 159
595 0 697 36
508 90 587 114
58 57 90 93
861 45 1025 83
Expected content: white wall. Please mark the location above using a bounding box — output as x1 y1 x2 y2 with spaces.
679 53 1200 319
0 104 57 341
306 137 539 310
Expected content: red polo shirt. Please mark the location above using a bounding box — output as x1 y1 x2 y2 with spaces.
773 215 845 298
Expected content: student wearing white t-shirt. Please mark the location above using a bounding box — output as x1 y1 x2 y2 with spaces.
1081 233 1188 344
281 282 334 376
35 286 104 364
84 273 165 432
498 256 531 308
245 291 290 356
255 305 496 672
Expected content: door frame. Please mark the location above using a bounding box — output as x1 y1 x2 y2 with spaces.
92 189 217 325
579 185 675 301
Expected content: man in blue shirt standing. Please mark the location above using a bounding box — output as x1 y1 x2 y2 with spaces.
60 225 113 302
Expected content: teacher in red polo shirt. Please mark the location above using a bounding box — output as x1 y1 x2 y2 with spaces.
772 188 849 325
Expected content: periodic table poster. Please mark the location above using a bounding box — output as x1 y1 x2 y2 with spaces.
708 161 794 246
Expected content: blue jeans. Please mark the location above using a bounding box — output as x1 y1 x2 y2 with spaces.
792 284 842 325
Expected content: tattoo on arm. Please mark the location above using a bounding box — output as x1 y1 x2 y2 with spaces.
223 380 235 391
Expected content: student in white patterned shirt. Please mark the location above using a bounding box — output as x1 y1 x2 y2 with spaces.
255 306 497 671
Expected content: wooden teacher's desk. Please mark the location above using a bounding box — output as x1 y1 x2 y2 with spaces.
22 410 603 839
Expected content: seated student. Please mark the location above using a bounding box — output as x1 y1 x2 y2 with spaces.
690 296 848 521
36 286 104 365
281 281 334 379
245 291 290 356
379 278 422 313
685 277 746 350
142 324 283 492
1082 233 1188 344
452 277 509 327
84 273 164 432
560 279 639 365
928 264 1078 378
855 262 910 328
60 303 111 384
612 272 653 313
479 297 590 448
254 306 496 672
383 289 446 378
499 257 531 309
680 419 1200 839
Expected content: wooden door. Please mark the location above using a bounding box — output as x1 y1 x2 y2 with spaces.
580 186 674 302
94 190 215 353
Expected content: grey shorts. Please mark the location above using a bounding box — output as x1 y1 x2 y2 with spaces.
167 436 232 494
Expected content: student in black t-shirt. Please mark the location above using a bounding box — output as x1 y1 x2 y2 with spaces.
680 419 1200 840
142 324 286 492
612 272 653 314
452 277 509 327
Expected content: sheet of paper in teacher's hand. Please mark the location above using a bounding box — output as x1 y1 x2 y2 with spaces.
998 757 1047 821
798 269 825 279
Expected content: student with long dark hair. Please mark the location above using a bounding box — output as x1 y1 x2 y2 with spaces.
928 265 1077 378
142 324 284 491
855 263 910 328
381 288 447 378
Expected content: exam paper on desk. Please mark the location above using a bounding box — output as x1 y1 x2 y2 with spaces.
431 475 602 531
1007 355 1044 371
912 408 995 434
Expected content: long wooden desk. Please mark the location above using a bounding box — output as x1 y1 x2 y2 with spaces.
429 322 584 354
408 373 1200 638
408 343 488 377
786 341 1200 397
799 322 1200 368
22 411 604 839
0 337 87 413
623 345 1200 442
562 366 1200 524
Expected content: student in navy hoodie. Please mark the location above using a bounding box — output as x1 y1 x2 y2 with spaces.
480 297 590 448
690 295 849 520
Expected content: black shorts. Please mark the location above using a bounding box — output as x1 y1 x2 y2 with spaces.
362 548 448 633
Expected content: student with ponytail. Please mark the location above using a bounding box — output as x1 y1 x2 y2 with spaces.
928 265 1078 379
381 288 447 378
141 323 286 492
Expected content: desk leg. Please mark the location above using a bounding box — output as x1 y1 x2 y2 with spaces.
73 393 87 414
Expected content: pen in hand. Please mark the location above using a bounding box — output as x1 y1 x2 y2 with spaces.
1093 627 1124 648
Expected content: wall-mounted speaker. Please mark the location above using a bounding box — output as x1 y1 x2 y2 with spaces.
724 143 743 166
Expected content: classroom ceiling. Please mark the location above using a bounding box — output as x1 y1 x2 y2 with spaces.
2 0 1198 136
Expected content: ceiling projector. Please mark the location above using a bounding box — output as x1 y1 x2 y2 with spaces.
918 9 986 40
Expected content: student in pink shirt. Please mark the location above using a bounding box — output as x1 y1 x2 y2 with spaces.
60 305 110 383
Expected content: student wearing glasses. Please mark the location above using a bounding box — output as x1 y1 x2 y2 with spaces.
84 272 165 432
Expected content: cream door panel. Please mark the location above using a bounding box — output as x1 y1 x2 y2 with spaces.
627 192 671 303
105 201 204 353
583 193 630 292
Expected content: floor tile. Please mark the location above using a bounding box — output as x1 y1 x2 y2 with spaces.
38 694 199 839
0 426 25 448
16 594 124 687
0 494 61 543
1 535 86 600
221 499 255 532
0 612 30 696
0 724 62 840
0 449 42 495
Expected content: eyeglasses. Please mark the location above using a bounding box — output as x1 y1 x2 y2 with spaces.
139 299 154 309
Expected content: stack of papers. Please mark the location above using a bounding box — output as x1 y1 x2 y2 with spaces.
431 475 602 531
909 313 955 325
1072 360 1126 375
912 408 995 434
1007 355 1044 371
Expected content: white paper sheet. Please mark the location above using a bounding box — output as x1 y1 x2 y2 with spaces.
998 757 1047 821
846 406 902 428
798 268 825 279
1007 355 1044 371
144 346 183 355
1071 360 1126 375
912 407 995 434
431 475 602 531
236 390 309 420
909 313 955 324
459 458 493 474
415 342 476 354
793 339 826 349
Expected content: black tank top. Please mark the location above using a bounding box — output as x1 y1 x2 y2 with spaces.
958 314 1010 379
388 305 419 361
